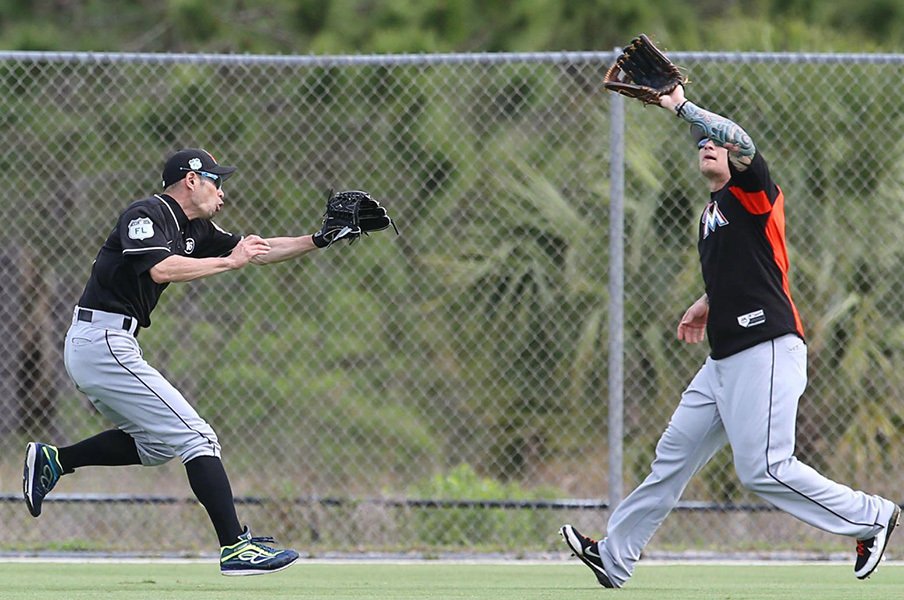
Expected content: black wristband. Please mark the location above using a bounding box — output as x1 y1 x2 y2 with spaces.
311 232 329 248
675 100 689 118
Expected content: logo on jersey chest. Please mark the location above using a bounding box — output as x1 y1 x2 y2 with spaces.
127 217 154 240
185 237 195 254
701 201 729 239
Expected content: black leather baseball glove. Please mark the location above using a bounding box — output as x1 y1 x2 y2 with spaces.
312 189 399 248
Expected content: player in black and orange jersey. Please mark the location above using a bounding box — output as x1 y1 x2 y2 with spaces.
562 85 900 587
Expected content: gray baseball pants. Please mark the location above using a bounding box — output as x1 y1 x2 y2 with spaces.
599 333 896 586
63 306 221 466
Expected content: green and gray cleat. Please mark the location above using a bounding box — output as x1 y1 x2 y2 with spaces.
220 527 299 576
23 442 63 518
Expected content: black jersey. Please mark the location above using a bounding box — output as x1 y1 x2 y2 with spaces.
698 151 804 359
78 194 241 328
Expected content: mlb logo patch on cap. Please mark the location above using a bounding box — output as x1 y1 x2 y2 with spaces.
161 148 236 188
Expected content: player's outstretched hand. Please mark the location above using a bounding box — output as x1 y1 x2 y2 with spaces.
677 295 708 344
658 83 685 112
229 234 271 268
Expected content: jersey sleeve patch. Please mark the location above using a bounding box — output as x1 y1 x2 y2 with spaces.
119 203 171 257
127 217 155 240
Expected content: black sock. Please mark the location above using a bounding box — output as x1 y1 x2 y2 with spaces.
184 456 243 547
57 429 141 473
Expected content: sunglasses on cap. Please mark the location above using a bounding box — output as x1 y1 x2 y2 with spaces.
179 167 222 189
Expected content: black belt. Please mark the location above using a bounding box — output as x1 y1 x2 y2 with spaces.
77 308 140 337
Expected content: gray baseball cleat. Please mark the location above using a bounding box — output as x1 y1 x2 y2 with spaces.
854 504 901 580
560 524 616 588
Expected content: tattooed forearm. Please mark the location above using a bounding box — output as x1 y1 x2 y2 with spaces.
676 100 756 160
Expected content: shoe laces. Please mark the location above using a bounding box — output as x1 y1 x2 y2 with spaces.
856 539 869 557
247 535 280 553
249 535 276 544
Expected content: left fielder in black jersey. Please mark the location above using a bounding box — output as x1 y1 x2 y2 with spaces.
22 148 391 576
562 85 900 587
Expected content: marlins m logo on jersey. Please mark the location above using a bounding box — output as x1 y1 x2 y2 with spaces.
701 201 729 239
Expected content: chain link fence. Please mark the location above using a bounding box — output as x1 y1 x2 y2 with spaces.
1 50 903 557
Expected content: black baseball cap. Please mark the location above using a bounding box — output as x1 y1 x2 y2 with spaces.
161 148 237 188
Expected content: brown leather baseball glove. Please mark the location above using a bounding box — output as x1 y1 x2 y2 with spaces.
604 34 686 105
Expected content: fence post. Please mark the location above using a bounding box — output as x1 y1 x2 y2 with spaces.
607 58 625 509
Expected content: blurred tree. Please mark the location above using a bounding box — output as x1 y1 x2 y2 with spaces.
1 0 904 52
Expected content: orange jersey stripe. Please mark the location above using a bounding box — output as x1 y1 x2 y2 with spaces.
761 188 805 337
728 186 772 215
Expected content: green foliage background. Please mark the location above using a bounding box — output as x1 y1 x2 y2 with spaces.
3 0 904 54
3 2 904 554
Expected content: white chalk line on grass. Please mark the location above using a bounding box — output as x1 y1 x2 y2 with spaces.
0 556 901 567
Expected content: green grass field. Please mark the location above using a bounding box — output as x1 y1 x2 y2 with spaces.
1 562 902 600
